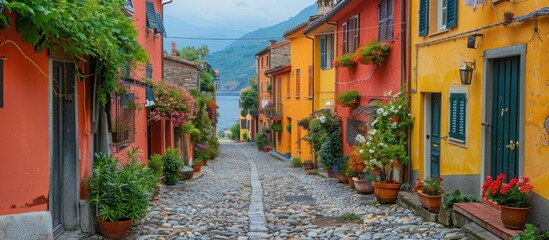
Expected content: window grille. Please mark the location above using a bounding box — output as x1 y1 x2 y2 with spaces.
111 93 136 152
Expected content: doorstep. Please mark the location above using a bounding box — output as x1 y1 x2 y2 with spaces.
192 171 205 179
397 192 438 222
453 202 522 240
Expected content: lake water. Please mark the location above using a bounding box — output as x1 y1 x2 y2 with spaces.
216 95 241 132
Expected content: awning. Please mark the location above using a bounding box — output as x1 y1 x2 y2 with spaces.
351 106 380 117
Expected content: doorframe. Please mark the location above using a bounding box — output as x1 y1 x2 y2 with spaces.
481 44 526 194
48 59 80 234
423 93 432 178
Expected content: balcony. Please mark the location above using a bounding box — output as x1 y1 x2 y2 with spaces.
262 105 283 120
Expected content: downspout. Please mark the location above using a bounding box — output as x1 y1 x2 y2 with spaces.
306 35 315 163
161 0 173 80
401 0 411 185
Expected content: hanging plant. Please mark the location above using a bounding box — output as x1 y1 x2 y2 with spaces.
333 53 356 68
297 118 311 130
337 90 360 107
354 39 391 65
271 121 282 133
148 82 195 127
286 123 292 133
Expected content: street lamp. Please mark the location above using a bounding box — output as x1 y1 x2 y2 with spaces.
213 69 220 92
325 100 333 112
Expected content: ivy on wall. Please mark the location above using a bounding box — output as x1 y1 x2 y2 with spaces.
0 0 148 104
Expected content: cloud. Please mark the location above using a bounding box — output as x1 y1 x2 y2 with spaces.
235 2 248 7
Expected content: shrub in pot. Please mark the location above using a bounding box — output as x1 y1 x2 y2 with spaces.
163 148 183 185
337 90 360 108
86 153 157 239
255 133 267 150
332 157 349 183
413 177 444 211
483 174 533 229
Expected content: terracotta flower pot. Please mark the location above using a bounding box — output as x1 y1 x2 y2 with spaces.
347 176 356 189
97 219 132 239
336 174 348 183
372 181 402 203
353 177 374 194
417 190 442 211
303 162 314 170
326 169 337 178
500 205 531 230
192 164 201 172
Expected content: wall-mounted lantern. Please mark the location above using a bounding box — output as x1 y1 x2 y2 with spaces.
467 34 483 49
460 60 476 85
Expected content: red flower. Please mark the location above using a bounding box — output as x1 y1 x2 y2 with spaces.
500 183 511 195
509 178 518 186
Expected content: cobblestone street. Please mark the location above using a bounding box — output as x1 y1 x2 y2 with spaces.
82 141 466 240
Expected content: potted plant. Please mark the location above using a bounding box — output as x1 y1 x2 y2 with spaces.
353 40 391 65
255 133 267 151
86 153 157 239
318 128 343 178
163 148 183 185
271 121 283 133
297 118 310 130
483 174 533 229
333 157 349 184
359 91 413 203
503 11 514 26
412 177 444 211
337 90 360 108
302 159 314 170
263 127 272 133
148 154 164 200
192 157 203 173
334 52 356 68
348 148 374 194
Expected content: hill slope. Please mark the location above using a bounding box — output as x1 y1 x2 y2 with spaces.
206 4 316 92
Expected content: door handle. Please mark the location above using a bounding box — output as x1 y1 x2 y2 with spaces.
505 140 518 150
501 108 509 117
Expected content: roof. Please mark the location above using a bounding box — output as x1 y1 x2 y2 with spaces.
283 20 310 37
255 40 290 56
264 65 291 76
163 54 203 69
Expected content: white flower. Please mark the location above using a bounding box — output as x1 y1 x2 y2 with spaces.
318 116 326 123
371 119 378 126
355 134 366 144
382 111 389 116
376 108 384 115
359 149 364 154
391 122 397 128
369 149 375 153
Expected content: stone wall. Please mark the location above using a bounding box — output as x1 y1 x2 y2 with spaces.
270 44 290 69
163 58 200 91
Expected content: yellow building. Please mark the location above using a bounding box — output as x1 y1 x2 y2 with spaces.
410 0 549 229
283 22 315 163
239 86 252 141
265 66 292 158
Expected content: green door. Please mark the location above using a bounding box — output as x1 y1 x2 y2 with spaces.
430 93 441 177
491 56 520 179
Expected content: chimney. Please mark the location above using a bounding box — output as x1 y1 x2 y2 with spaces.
317 0 334 15
171 41 177 56
269 40 277 45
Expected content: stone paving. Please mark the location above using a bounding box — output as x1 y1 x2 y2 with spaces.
76 141 466 240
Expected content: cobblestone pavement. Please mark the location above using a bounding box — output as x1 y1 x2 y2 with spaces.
78 141 466 240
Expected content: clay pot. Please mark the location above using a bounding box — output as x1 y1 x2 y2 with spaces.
303 161 314 170
192 164 201 173
500 205 531 230
372 181 402 203
326 169 337 178
336 174 348 183
347 176 356 189
417 190 442 212
353 177 374 194
97 219 132 239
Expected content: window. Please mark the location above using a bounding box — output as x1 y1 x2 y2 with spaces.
241 119 248 129
261 57 264 68
295 69 300 98
308 66 313 98
379 0 394 42
111 92 136 152
342 15 360 53
267 55 270 68
449 91 467 143
123 0 135 16
346 118 366 146
286 75 290 98
419 0 457 36
146 64 153 79
320 34 334 69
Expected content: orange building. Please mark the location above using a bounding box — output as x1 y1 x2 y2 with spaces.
0 0 169 237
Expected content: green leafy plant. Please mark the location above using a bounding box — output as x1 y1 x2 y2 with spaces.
442 190 476 208
271 121 283 133
0 0 148 104
291 157 302 168
263 127 271 133
512 224 549 240
318 128 343 169
483 174 533 208
85 153 156 223
352 39 391 65
337 90 360 107
243 131 249 142
148 154 164 180
193 150 208 165
255 133 267 150
297 118 310 130
413 177 444 196
340 213 364 224
286 123 292 133
163 148 183 184
334 52 356 68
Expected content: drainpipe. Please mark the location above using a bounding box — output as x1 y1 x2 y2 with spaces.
404 0 412 185
161 0 173 80
306 35 315 163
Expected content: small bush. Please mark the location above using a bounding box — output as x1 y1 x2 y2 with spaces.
291 157 302 168
442 189 476 208
148 154 164 180
340 213 363 224
163 148 183 184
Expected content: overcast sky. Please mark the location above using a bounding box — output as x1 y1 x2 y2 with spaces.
164 0 313 31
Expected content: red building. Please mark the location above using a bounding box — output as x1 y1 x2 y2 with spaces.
0 0 169 238
327 0 407 156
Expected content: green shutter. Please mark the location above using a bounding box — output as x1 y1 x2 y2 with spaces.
446 0 458 28
156 13 167 37
419 0 429 36
449 93 466 141
146 1 160 29
320 36 327 69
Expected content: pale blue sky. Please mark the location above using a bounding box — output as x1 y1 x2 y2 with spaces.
164 0 313 31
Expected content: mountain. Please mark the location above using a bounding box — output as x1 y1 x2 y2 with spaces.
205 4 317 92
163 16 248 53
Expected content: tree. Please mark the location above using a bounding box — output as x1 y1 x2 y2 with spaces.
248 75 257 88
178 45 209 62
240 88 258 117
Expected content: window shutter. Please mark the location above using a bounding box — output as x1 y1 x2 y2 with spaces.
446 0 458 29
146 64 153 79
320 36 327 69
286 75 290 97
353 15 359 52
124 0 135 15
449 93 466 141
379 0 388 41
295 69 300 98
308 66 313 98
328 34 334 67
419 0 429 36
342 23 348 53
387 0 394 41
156 13 167 37
145 1 160 29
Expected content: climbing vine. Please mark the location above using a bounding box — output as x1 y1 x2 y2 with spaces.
0 0 148 104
